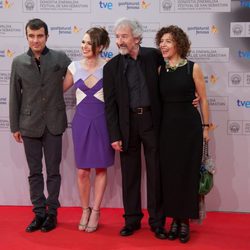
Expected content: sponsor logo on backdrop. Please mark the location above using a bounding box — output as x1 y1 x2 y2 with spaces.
91 23 114 37
0 23 23 37
240 0 250 8
101 51 113 59
52 47 82 61
227 120 250 135
91 22 159 38
189 48 229 63
187 25 218 35
64 90 76 109
227 120 242 135
236 99 250 108
22 0 90 13
0 71 10 85
229 72 250 87
238 50 250 60
0 49 15 58
117 0 151 10
0 96 7 105
204 74 218 85
229 73 243 87
207 96 228 111
0 0 13 9
243 121 250 135
24 0 35 11
99 1 113 9
50 25 82 35
0 117 9 130
161 0 174 11
230 22 250 37
160 0 230 12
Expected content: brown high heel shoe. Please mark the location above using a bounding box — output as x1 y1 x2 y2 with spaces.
86 208 100 233
78 207 91 231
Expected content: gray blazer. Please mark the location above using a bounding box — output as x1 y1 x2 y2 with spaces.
9 47 71 137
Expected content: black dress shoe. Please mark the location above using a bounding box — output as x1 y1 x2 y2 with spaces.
119 224 141 236
41 214 57 232
168 220 180 240
151 226 167 239
179 222 190 243
26 215 46 232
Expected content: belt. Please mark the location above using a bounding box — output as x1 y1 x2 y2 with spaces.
130 106 151 115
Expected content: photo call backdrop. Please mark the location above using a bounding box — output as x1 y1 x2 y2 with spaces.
0 0 249 212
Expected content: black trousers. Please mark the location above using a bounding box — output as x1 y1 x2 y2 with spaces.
120 111 164 229
22 128 62 217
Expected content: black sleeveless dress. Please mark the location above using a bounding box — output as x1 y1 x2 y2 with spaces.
159 61 203 219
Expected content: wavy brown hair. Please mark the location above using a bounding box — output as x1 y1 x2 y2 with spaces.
86 27 110 55
155 25 191 58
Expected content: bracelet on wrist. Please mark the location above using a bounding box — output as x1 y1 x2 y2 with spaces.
202 124 210 127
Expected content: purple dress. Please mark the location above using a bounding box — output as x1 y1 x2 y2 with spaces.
68 61 114 168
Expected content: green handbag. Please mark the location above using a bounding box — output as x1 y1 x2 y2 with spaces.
199 141 215 195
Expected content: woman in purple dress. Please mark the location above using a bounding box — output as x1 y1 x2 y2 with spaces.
63 27 114 232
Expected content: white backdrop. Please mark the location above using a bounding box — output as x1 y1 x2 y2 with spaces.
0 0 249 212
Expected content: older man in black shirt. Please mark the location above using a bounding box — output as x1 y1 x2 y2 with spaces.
103 18 167 239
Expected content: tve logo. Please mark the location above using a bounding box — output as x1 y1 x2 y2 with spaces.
238 50 250 60
240 0 250 8
99 1 113 10
101 51 113 59
237 99 250 108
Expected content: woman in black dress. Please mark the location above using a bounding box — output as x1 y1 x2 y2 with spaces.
155 26 210 243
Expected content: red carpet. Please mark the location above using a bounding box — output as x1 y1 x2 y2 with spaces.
0 206 249 250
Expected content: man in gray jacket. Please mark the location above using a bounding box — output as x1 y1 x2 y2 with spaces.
9 18 71 232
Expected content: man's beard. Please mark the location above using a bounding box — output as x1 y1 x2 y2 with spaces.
118 47 128 55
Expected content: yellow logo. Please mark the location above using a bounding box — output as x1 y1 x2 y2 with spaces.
211 25 218 34
210 74 218 84
73 26 81 33
3 0 13 8
141 0 150 9
5 49 14 58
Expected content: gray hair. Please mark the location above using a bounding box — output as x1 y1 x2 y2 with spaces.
114 17 143 43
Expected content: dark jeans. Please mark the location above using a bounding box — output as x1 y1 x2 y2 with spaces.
23 128 62 217
120 111 164 229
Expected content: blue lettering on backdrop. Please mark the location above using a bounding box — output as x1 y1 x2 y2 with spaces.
99 1 113 9
240 0 250 8
238 50 250 60
237 99 250 108
101 51 113 58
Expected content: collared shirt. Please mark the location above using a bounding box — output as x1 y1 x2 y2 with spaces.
124 52 150 109
27 47 49 72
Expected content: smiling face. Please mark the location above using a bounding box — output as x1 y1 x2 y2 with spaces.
26 27 48 58
115 25 140 57
81 33 95 58
159 33 178 60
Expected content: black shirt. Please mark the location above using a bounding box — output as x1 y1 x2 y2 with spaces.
124 53 150 109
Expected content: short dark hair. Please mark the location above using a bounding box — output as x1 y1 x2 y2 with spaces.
25 18 48 36
86 27 110 55
155 25 191 58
